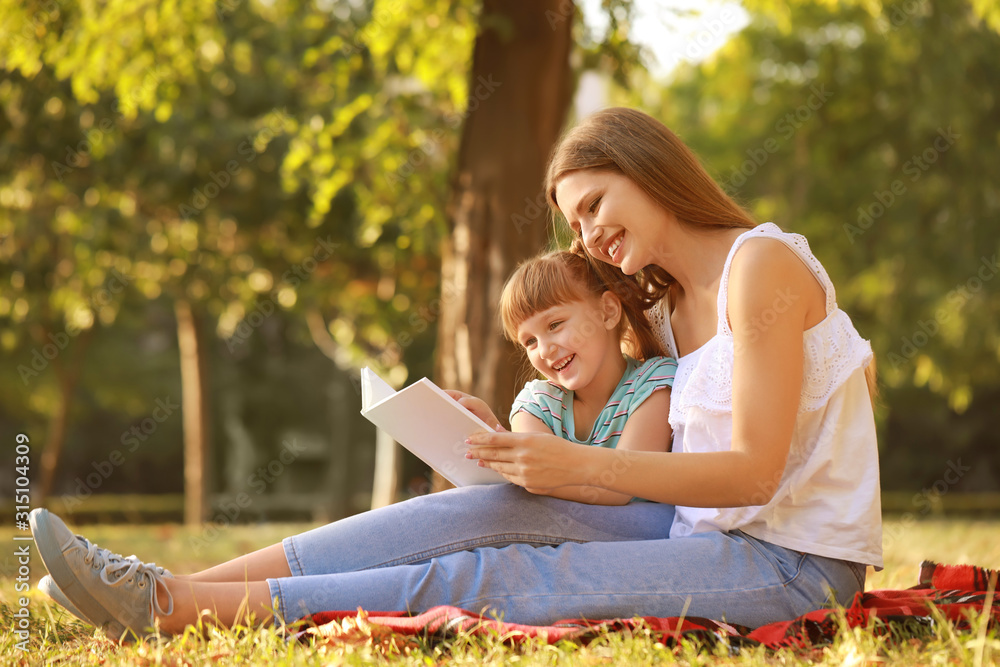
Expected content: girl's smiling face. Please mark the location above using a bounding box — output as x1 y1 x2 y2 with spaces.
554 170 676 275
515 293 623 394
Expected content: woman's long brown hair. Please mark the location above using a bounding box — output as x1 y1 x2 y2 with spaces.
543 107 878 407
544 107 756 307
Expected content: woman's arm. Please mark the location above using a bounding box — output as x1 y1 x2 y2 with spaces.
467 239 822 508
507 390 671 504
507 411 629 504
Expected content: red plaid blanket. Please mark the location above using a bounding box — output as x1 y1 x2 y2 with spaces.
304 561 998 652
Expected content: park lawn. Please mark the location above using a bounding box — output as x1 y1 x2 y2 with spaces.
1 517 998 666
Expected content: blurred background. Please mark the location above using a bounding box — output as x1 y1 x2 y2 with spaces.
1 0 998 527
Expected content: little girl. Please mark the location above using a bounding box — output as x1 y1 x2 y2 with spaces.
485 242 678 504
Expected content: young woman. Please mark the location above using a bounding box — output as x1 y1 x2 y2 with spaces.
30 107 880 639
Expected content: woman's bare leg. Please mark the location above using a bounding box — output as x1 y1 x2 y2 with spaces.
155 579 275 634
177 543 292 583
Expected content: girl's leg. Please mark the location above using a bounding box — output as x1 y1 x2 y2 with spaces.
267 529 865 629
179 544 292 583
179 484 673 584
155 580 275 634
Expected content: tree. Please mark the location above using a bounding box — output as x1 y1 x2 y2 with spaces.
435 0 575 438
1 0 455 517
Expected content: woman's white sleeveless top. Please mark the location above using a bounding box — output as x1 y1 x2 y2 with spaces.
648 223 883 568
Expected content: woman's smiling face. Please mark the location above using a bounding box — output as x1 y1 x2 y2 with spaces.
554 170 675 276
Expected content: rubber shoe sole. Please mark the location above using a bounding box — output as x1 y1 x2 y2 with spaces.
39 573 89 623
39 574 129 638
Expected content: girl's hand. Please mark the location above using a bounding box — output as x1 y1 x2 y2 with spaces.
443 390 506 432
465 430 585 492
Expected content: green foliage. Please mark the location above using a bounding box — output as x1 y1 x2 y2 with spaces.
0 0 483 445
0 0 480 365
0 0 211 113
580 0 648 86
0 0 491 502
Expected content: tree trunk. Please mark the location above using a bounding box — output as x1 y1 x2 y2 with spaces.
435 0 574 488
321 371 353 520
37 326 94 504
370 429 400 509
175 299 211 525
305 308 365 518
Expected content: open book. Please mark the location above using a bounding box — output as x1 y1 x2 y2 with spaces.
359 367 507 487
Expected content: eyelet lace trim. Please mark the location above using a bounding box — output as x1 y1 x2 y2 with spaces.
647 299 676 359
717 223 837 335
672 314 872 417
655 223 873 419
801 311 873 409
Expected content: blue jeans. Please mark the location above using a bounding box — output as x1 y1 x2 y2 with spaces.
266 484 865 628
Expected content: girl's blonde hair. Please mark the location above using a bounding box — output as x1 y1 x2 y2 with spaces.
499 240 664 363
542 107 878 407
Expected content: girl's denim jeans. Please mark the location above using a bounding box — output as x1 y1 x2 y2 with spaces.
267 484 866 628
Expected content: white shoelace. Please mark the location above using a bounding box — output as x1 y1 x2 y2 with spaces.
80 537 175 617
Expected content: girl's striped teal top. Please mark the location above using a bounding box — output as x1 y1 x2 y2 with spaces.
510 356 677 447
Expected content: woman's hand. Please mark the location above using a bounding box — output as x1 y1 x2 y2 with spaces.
443 390 506 432
465 430 589 493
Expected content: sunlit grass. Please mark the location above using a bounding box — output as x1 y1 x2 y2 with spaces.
1 517 997 665
869 518 1000 589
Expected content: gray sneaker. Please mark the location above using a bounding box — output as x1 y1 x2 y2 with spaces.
29 508 174 640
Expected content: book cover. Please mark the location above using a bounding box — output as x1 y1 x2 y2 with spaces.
360 367 507 487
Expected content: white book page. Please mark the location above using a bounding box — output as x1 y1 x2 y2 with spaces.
361 367 396 409
359 370 506 486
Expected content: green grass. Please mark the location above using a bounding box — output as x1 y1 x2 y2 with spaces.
1 518 998 665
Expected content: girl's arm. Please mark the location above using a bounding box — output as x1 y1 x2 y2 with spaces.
506 389 671 505
467 239 821 508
